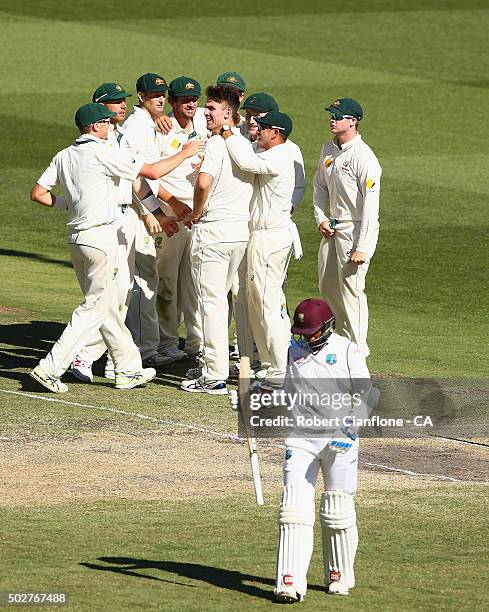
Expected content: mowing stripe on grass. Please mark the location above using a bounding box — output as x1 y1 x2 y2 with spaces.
0 388 242 442
0 388 478 484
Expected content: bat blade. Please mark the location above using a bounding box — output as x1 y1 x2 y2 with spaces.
239 356 264 506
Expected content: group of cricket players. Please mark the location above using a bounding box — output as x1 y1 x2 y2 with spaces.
28 68 382 603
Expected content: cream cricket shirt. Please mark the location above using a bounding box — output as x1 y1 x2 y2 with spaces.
37 135 143 233
107 124 135 210
159 107 208 208
313 134 382 256
122 106 161 198
225 135 296 231
198 129 254 241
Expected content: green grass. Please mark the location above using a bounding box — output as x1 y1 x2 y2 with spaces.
0 2 488 610
1 487 487 611
1 1 488 376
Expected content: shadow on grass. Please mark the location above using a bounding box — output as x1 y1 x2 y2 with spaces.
0 248 72 269
0 320 203 390
80 557 326 601
0 321 65 375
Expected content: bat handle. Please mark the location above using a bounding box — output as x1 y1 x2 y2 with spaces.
250 451 264 506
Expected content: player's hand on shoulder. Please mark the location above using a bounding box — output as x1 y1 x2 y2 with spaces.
155 114 173 134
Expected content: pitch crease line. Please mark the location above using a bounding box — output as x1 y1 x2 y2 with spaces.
0 388 243 442
1 389 478 483
361 461 463 482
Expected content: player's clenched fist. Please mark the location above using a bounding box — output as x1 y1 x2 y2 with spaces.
160 216 179 238
318 219 335 239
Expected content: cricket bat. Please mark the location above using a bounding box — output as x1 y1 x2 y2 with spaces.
238 356 265 506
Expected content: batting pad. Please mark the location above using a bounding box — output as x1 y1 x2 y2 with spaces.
275 483 315 597
320 490 358 589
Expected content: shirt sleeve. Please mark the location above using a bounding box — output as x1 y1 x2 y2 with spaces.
199 134 224 178
225 135 280 175
37 155 59 190
346 341 379 419
291 144 306 208
312 145 330 227
355 153 382 256
100 146 144 182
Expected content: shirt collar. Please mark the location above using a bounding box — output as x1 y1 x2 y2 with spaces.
74 134 106 145
334 133 362 151
167 110 194 135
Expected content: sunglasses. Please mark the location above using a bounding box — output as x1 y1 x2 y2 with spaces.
257 124 284 132
95 118 111 124
330 112 355 121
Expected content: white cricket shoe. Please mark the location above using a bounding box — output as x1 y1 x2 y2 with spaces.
185 366 202 379
274 588 303 603
142 352 173 368
115 368 156 390
327 581 349 595
104 355 115 380
70 356 93 383
180 378 227 395
30 366 68 393
158 346 187 362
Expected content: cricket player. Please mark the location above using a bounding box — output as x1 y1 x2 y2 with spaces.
71 82 180 382
122 72 177 368
227 94 305 380
221 111 301 389
180 85 254 394
29 103 202 393
314 98 382 357
155 76 208 362
241 92 306 213
274 298 376 602
216 71 246 106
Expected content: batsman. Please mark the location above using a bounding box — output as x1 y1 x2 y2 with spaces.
274 298 377 603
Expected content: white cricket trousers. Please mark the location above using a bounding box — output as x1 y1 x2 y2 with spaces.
191 222 249 381
39 225 142 378
77 205 136 365
318 221 372 357
125 214 160 359
284 443 359 494
156 223 202 354
247 229 292 384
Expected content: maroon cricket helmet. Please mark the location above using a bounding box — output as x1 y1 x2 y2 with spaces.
291 298 335 336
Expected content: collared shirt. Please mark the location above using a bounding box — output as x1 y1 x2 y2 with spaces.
37 135 143 233
225 135 297 231
107 123 134 211
284 332 373 455
198 129 254 239
245 133 305 209
159 107 209 208
122 105 161 196
313 133 382 256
